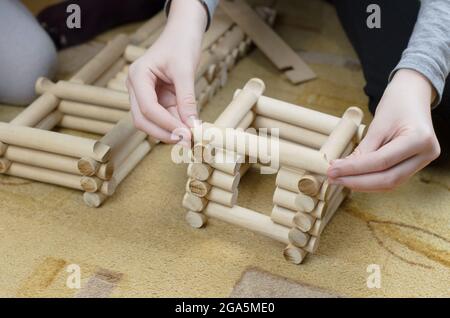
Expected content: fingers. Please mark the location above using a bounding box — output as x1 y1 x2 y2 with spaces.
173 71 198 128
329 153 430 192
129 67 190 141
328 135 425 178
129 89 175 143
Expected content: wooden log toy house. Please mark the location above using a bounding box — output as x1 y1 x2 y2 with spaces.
0 6 277 207
182 78 367 264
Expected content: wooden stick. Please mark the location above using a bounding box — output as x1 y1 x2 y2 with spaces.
97 130 147 180
309 189 349 236
58 101 127 123
83 192 107 208
209 148 243 175
100 114 138 153
35 78 130 110
273 187 317 213
193 123 330 175
201 9 234 51
35 111 63 130
6 162 83 190
0 142 7 156
214 78 265 128
130 10 166 45
58 115 114 135
288 228 310 248
10 93 59 127
212 26 245 59
94 58 127 87
206 187 238 207
0 122 111 162
0 158 11 173
196 51 220 82
80 176 103 193
240 90 367 139
275 167 305 193
110 140 151 185
309 200 327 219
207 169 240 192
5 145 80 175
236 111 255 130
71 34 129 84
185 211 208 229
124 45 146 63
187 179 211 197
99 176 117 196
253 116 328 149
187 163 214 181
204 202 291 244
319 107 362 162
293 211 316 232
78 157 100 176
298 174 324 197
182 192 208 212
192 142 215 164
107 79 128 92
195 77 209 97
283 244 307 264
271 205 295 228
304 236 320 254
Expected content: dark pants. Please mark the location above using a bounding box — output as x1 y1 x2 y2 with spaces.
333 0 450 162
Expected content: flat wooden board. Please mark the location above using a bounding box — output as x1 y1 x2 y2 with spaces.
219 0 316 84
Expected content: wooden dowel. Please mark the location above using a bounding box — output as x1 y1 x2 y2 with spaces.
5 145 80 175
0 142 7 156
10 93 59 127
192 142 215 163
271 205 295 228
187 179 211 197
6 162 83 190
204 202 291 245
288 228 310 248
283 244 307 264
71 34 129 84
304 236 320 254
80 176 103 193
209 148 243 175
58 115 114 135
193 123 330 175
275 167 305 193
309 200 327 219
309 189 349 236
207 169 240 192
214 78 265 128
94 58 127 87
0 122 111 162
185 211 208 229
35 110 63 130
100 176 117 196
77 157 100 176
206 187 238 207
107 79 128 92
98 130 147 180
212 26 245 59
0 158 11 173
237 90 367 140
130 10 166 45
196 51 220 82
319 107 362 162
273 187 317 212
201 10 234 51
83 192 107 208
293 211 316 232
35 78 130 110
236 111 255 130
100 114 138 153
195 77 209 97
182 192 208 212
253 116 328 150
124 44 146 63
58 101 127 123
298 174 324 197
111 140 151 185
187 163 214 181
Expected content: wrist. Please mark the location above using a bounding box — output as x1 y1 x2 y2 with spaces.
392 69 435 105
165 0 207 43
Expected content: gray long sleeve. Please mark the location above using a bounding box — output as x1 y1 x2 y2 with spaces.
390 0 450 105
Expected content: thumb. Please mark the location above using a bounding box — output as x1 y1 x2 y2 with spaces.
174 72 198 128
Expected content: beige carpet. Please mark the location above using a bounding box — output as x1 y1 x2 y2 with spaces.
0 0 448 298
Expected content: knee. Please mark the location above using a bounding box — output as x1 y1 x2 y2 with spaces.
0 28 57 106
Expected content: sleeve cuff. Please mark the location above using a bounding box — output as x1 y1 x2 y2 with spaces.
165 0 213 31
389 53 446 108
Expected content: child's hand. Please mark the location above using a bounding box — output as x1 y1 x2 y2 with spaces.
328 69 441 192
127 0 207 145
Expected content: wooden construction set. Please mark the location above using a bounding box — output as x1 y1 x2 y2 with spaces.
0 3 282 208
183 78 366 264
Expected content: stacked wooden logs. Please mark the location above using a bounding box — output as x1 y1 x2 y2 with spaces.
185 79 366 264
